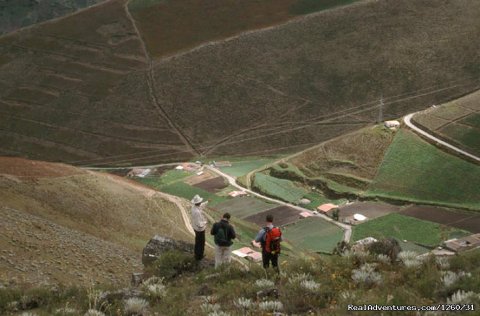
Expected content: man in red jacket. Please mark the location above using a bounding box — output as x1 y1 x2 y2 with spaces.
252 214 282 272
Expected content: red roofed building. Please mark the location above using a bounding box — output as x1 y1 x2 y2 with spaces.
316 203 338 217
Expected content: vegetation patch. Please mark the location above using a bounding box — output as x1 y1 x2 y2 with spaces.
252 173 308 203
213 196 276 219
352 213 469 247
218 157 281 178
366 130 480 211
282 217 344 253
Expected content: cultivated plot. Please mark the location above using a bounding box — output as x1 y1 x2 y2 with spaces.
352 213 469 247
400 205 480 233
244 206 301 227
282 217 344 254
213 196 276 219
338 202 400 222
367 130 480 211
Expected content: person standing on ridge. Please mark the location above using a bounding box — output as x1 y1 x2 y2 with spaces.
210 213 236 268
191 194 208 261
252 214 282 273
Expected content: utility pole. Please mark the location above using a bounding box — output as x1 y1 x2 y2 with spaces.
377 95 384 123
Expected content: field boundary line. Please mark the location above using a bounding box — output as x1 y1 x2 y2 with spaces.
404 113 480 162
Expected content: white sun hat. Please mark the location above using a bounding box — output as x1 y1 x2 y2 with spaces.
191 195 203 204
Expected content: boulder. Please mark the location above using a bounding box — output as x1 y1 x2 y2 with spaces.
142 235 194 266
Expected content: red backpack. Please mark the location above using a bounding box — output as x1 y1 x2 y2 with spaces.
265 227 282 254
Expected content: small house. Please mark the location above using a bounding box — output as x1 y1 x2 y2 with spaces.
444 234 480 253
316 203 338 217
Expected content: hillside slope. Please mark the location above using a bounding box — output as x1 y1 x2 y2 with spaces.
0 157 192 286
1 0 480 166
0 0 107 35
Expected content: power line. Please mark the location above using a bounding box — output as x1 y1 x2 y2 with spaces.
52 80 479 166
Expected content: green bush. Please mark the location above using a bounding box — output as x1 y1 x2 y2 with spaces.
148 250 198 279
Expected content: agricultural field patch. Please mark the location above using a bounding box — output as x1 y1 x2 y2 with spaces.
253 173 308 204
282 217 344 254
137 178 227 206
352 213 470 247
338 202 400 222
366 130 480 211
218 157 281 178
193 176 228 193
244 206 301 227
213 196 276 219
289 126 395 182
399 205 480 233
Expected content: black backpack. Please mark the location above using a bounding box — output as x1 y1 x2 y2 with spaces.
214 223 229 246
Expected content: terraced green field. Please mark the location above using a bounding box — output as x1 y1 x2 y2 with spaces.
352 213 469 247
282 217 344 254
367 130 480 210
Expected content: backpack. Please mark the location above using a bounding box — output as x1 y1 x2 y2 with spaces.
214 223 229 246
265 227 282 254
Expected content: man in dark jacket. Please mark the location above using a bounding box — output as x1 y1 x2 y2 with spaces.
210 213 236 268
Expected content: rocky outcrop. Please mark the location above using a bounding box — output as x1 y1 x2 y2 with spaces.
142 235 194 266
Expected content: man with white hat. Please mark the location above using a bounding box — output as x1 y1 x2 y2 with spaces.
191 194 208 261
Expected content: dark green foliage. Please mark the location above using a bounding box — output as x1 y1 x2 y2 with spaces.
366 238 401 262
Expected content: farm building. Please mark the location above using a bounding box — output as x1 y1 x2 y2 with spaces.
228 190 248 197
444 234 480 253
317 203 338 216
127 168 151 178
384 120 400 129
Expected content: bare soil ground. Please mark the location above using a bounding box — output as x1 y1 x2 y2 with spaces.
0 157 192 286
244 205 301 227
338 202 400 221
184 170 217 185
399 205 480 233
193 176 228 193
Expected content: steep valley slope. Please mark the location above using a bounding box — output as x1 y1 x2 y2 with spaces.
1 0 480 166
0 157 191 286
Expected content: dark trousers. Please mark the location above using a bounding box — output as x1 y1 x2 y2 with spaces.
194 230 205 260
262 249 279 270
